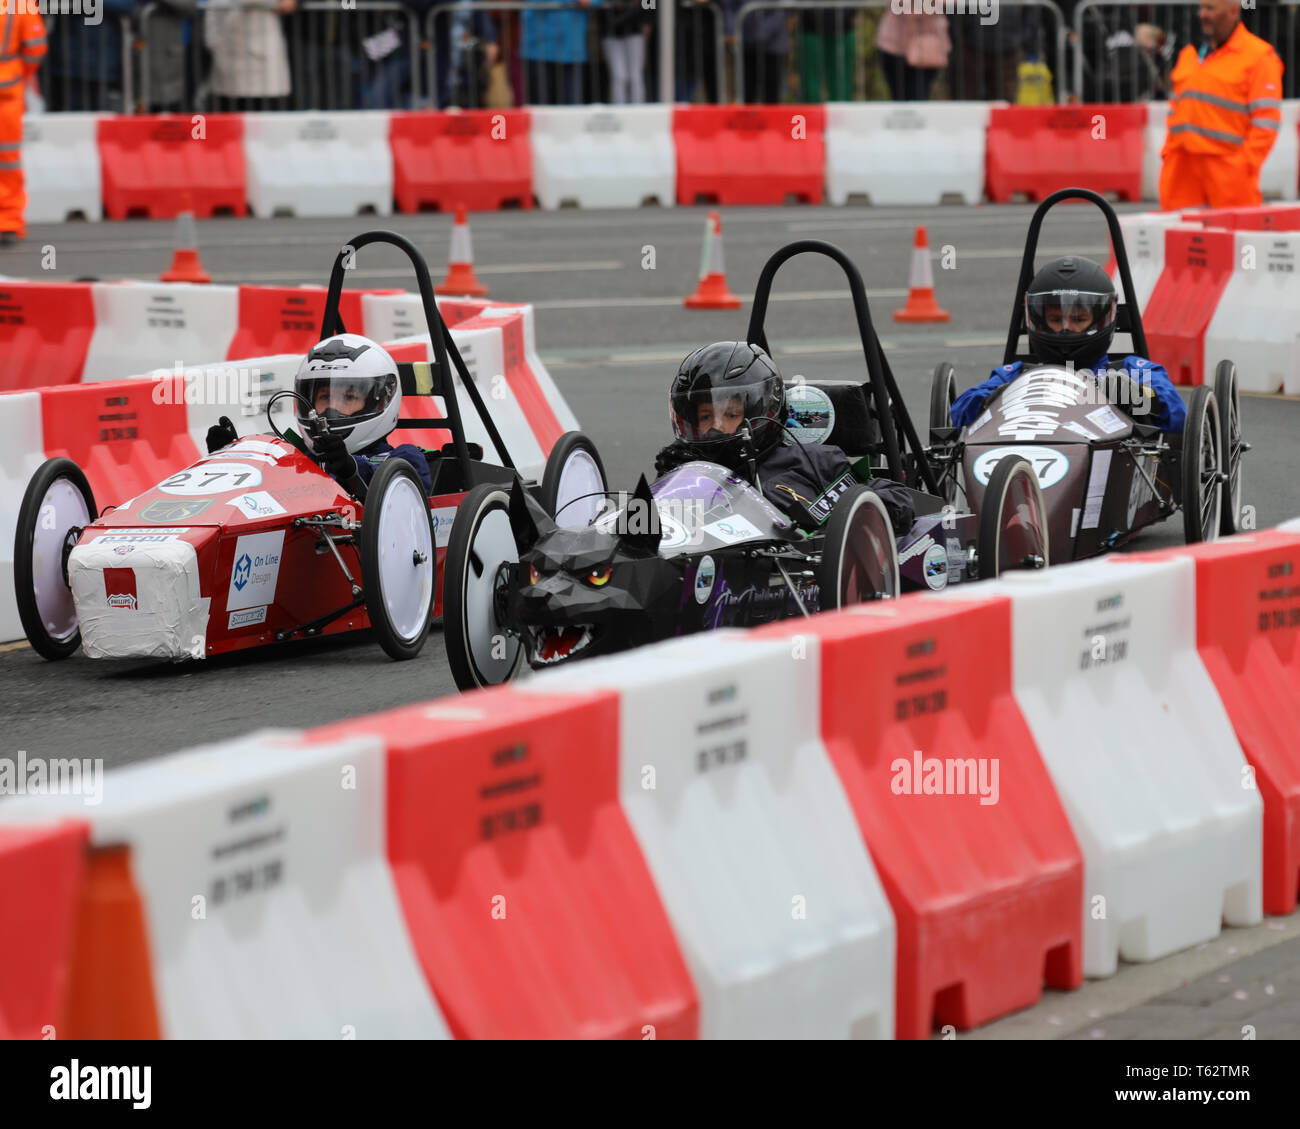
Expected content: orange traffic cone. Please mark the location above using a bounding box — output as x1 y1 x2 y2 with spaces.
435 203 488 297
893 225 949 323
684 211 742 310
159 191 211 284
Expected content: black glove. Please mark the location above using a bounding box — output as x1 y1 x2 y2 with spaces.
205 415 238 454
315 431 356 481
654 439 699 477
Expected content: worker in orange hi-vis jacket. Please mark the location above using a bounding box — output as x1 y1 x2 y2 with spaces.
0 8 47 245
1159 0 1284 210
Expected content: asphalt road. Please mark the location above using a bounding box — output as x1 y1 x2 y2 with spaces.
5 202 1298 764
2 202 1299 1043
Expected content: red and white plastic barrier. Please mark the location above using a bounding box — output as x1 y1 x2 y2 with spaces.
6 529 1300 1037
23 113 103 223
531 105 676 210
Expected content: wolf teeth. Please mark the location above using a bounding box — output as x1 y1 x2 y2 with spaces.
531 625 594 665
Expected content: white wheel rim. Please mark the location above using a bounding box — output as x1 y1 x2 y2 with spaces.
32 478 89 642
376 476 435 642
464 506 521 681
553 449 604 528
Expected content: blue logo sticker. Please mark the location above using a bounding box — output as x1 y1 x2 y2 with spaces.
233 553 252 591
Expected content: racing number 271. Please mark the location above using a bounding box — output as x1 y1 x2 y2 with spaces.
161 470 254 491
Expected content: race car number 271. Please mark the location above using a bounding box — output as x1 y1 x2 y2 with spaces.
158 463 264 496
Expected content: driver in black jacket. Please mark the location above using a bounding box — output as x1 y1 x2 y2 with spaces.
654 341 914 535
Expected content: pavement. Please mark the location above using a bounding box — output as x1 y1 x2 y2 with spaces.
1 202 1297 1041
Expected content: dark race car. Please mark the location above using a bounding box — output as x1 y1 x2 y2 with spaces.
925 188 1248 563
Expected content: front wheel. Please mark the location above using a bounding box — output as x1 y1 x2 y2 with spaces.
816 485 900 610
1182 384 1223 545
1213 360 1244 535
977 455 1049 578
443 483 526 691
539 431 607 528
14 458 96 660
360 458 436 660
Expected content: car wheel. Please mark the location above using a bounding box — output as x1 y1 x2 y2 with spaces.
1213 360 1244 535
539 431 608 528
14 457 96 661
977 455 1049 578
1181 384 1223 545
360 458 436 661
443 482 526 691
816 485 900 610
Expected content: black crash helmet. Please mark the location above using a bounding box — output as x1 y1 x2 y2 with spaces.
1024 256 1118 370
669 341 785 471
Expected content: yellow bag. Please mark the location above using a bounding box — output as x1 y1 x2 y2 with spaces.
485 61 513 109
1016 60 1054 106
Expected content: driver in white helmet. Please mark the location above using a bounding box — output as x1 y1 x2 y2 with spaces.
206 333 434 494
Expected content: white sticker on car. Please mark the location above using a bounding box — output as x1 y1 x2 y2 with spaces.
226 491 287 520
967 409 992 436
703 515 763 544
430 507 458 549
158 463 263 496
1081 450 1112 529
1061 420 1100 441
971 446 1069 489
93 528 190 543
227 530 285 611
694 555 715 604
228 605 268 630
1086 405 1128 435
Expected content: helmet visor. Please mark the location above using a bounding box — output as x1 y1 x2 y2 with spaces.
671 381 781 444
1025 289 1116 338
295 370 397 434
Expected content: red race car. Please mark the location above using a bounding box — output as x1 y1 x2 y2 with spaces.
12 231 606 663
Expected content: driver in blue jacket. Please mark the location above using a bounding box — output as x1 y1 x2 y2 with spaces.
950 256 1186 435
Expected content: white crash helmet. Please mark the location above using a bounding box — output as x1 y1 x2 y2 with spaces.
294 333 401 455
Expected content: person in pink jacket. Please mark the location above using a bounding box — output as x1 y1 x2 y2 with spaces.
875 7 950 101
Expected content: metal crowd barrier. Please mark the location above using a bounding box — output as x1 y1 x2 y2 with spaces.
1073 1 1300 104
426 0 724 109
732 0 1067 104
40 10 136 113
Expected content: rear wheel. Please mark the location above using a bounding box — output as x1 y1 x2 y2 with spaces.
930 362 957 433
539 431 607 528
360 458 436 661
977 455 1049 578
1213 360 1244 535
816 485 900 610
1182 384 1223 544
443 483 526 691
14 458 96 660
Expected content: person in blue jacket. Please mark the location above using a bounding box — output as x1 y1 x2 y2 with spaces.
950 256 1186 435
521 0 601 105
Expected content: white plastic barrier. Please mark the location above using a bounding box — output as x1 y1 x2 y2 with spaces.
1144 101 1300 202
0 391 47 642
944 557 1261 977
1203 230 1300 394
0 730 452 1039
1109 212 1186 313
826 102 993 206
530 105 676 210
23 113 103 222
82 283 240 384
525 632 896 1039
244 112 394 219
473 303 580 434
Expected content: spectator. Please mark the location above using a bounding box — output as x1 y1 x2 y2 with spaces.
602 0 651 104
875 5 949 102
44 0 134 113
799 2 855 102
445 0 501 107
675 0 720 103
951 7 1038 101
0 5 45 245
1160 0 1283 209
726 0 789 103
205 0 297 111
143 0 200 112
520 0 600 105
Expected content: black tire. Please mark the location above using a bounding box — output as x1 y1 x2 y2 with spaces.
1182 384 1223 545
816 485 900 611
930 362 957 433
443 483 526 691
359 459 436 661
977 455 1050 578
539 431 607 527
1213 360 1243 535
14 457 96 661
